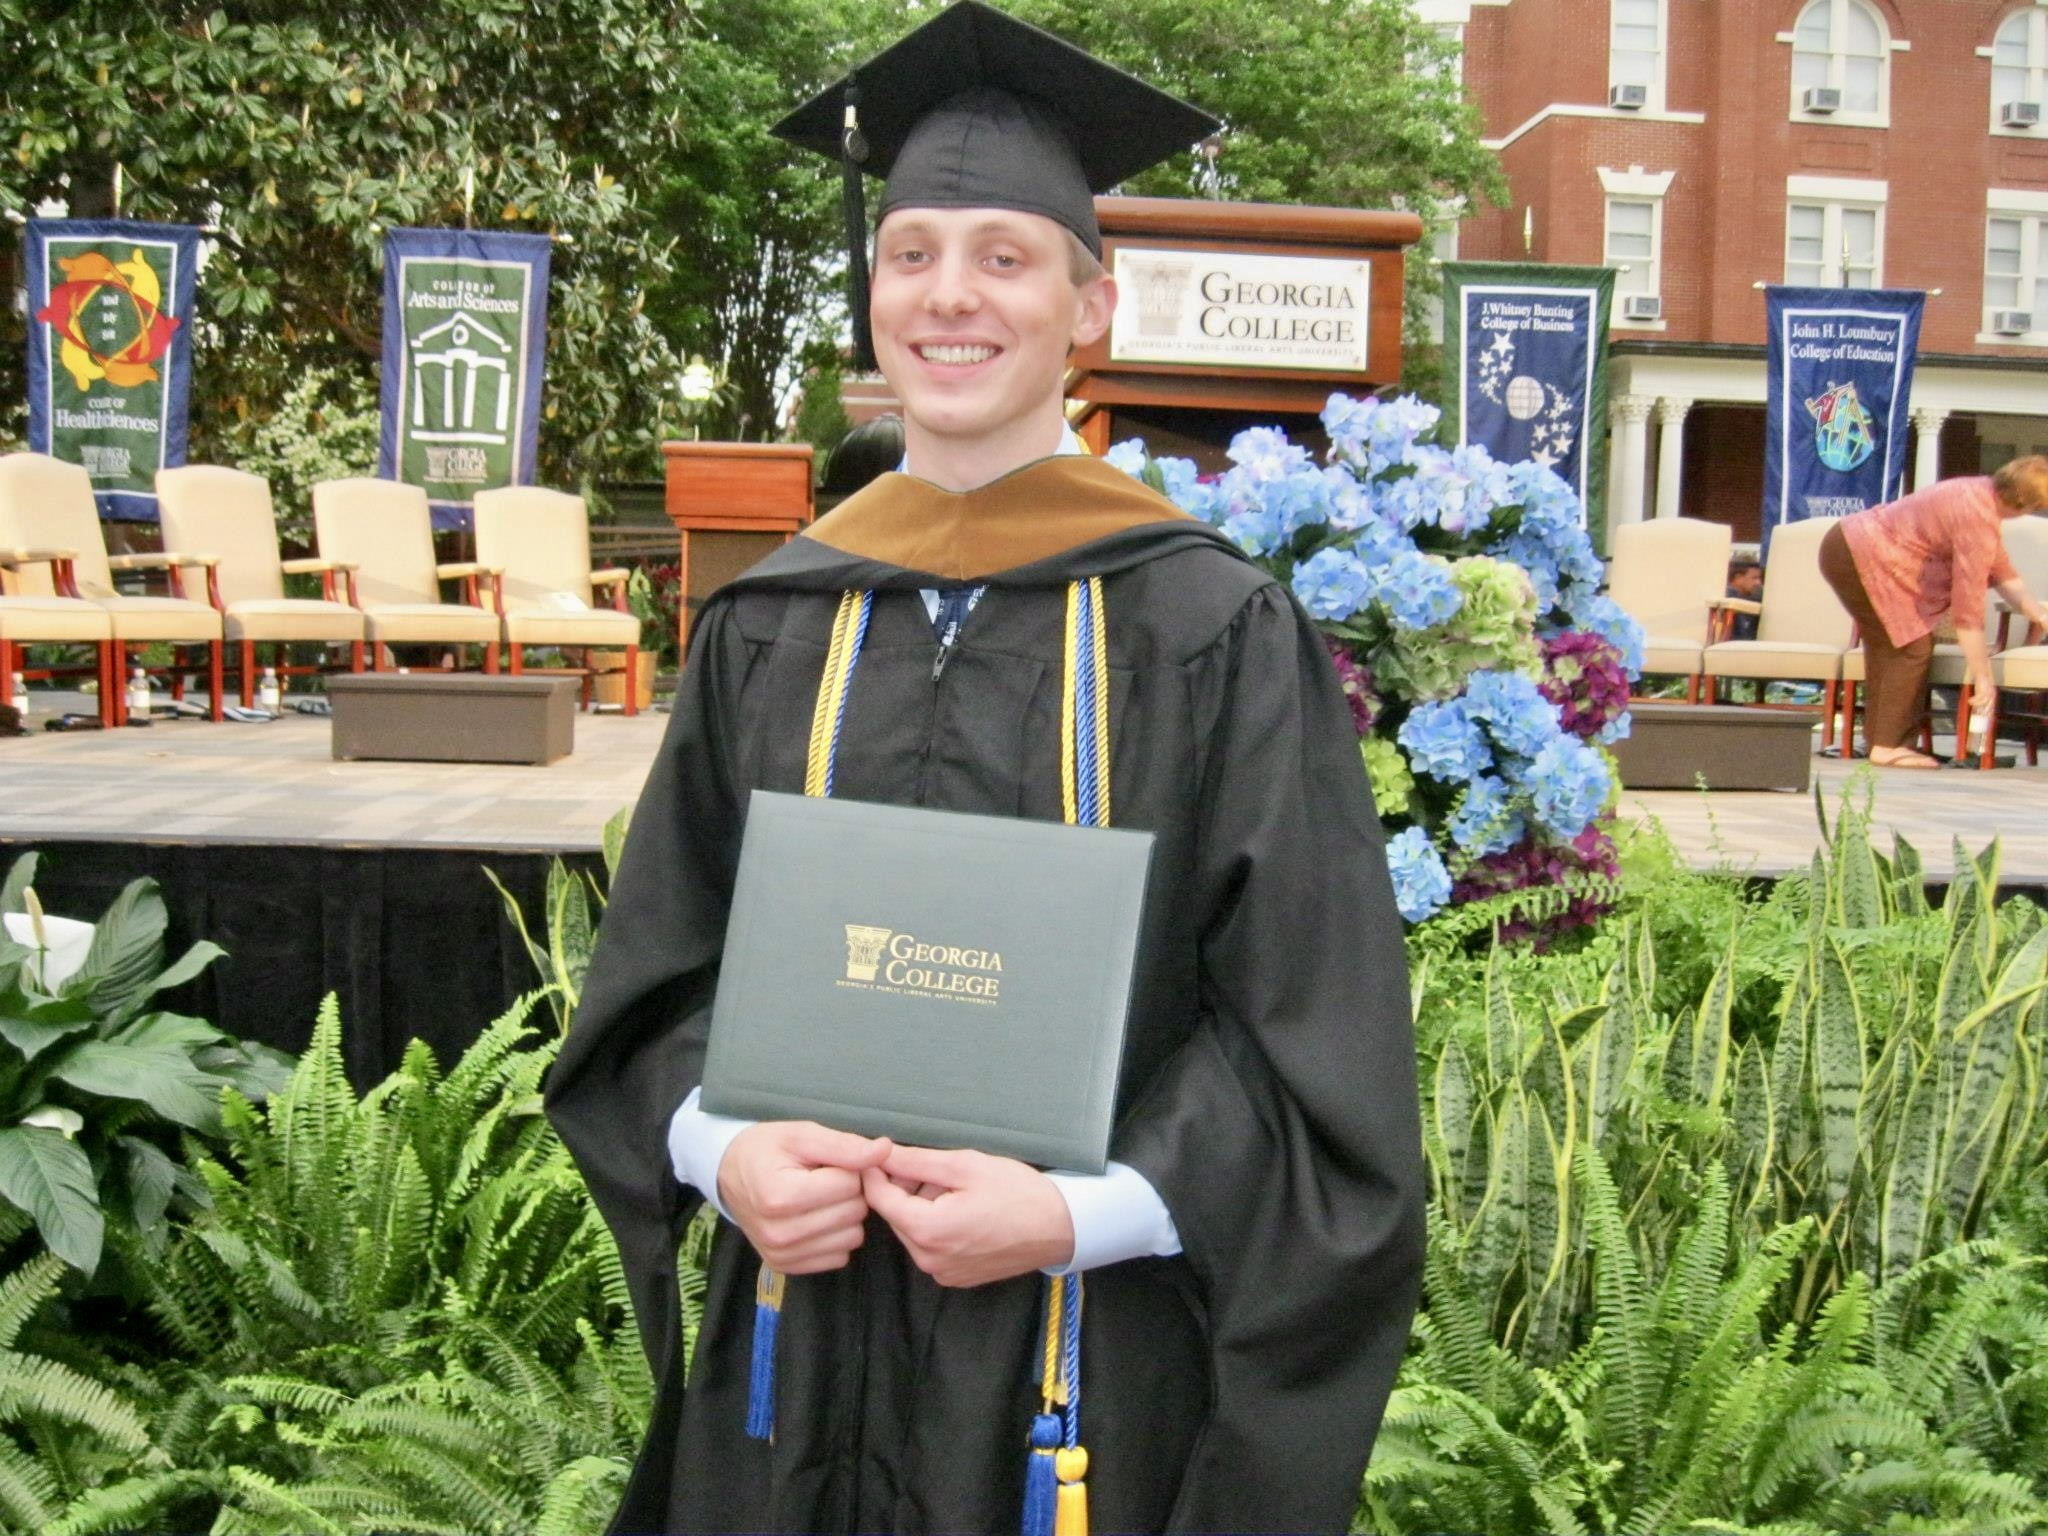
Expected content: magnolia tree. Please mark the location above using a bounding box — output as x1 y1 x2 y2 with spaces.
1108 395 1644 931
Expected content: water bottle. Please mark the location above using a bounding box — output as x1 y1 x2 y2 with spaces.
126 666 150 720
9 672 25 716
258 666 282 714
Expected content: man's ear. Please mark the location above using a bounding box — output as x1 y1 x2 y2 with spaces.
1071 273 1117 349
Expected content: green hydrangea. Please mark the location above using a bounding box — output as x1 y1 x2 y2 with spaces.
1361 736 1415 820
1370 556 1542 701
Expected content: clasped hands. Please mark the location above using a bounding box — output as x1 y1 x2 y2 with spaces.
716 1121 1076 1288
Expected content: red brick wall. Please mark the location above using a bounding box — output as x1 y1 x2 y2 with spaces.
1458 0 2048 359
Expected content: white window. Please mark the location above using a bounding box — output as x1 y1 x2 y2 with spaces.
1992 8 2048 134
1790 0 1890 124
1606 198 1660 297
1785 201 1882 288
1610 0 1666 107
1984 204 2048 339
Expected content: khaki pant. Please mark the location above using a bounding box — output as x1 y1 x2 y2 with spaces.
1819 522 1933 750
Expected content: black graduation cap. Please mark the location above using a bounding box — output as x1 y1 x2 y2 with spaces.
773 0 1220 369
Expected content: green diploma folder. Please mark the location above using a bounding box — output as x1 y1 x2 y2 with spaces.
700 791 1154 1174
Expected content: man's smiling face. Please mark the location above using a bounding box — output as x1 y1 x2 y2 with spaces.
869 206 1113 481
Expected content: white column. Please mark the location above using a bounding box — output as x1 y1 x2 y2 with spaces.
1609 395 1654 527
1653 397 1692 520
1912 407 1948 490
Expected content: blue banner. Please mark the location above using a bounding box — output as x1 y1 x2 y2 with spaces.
1763 286 1923 558
1443 262 1616 542
377 228 552 530
25 218 202 521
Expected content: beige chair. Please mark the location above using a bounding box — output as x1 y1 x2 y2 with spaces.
157 466 367 707
0 484 118 724
0 453 222 723
311 478 500 673
1962 513 2048 768
1701 517 1854 747
1606 518 1732 703
472 486 640 715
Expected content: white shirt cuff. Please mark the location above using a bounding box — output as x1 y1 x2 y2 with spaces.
667 1085 753 1221
1041 1160 1182 1274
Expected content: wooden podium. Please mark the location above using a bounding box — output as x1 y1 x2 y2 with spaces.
662 441 815 649
1070 197 1423 465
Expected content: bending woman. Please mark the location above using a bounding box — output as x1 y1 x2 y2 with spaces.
1818 455 2048 767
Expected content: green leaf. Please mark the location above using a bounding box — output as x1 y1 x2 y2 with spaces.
0 854 37 916
0 1124 102 1273
601 807 631 883
0 995 96 1061
143 940 227 997
1813 936 1865 1212
52 1043 224 1130
116 1135 179 1235
72 879 168 1020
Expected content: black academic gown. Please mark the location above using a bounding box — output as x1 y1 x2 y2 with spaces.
545 457 1424 1535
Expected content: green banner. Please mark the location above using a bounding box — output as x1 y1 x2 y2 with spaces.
377 229 552 529
26 219 202 520
1443 261 1616 551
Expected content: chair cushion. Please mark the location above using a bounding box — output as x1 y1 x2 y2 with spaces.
1702 639 1843 681
1840 642 1966 684
504 608 639 648
0 595 113 642
225 598 367 643
1996 645 2048 690
362 602 500 644
1640 635 1704 676
96 595 222 642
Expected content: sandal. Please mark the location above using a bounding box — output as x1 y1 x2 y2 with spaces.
1868 747 1941 769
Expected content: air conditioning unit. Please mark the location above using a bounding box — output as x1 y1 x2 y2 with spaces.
2003 101 2043 129
1609 83 1648 109
1993 309 2034 335
1802 86 1843 114
1622 294 1664 321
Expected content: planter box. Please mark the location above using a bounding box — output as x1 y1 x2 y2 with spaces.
328 673 577 766
590 648 656 711
1612 702 1816 793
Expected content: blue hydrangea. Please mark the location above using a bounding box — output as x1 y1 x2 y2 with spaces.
1448 773 1527 856
1506 460 1584 539
1291 547 1375 620
1563 591 1648 677
1489 530 1562 612
1598 713 1633 745
1385 825 1453 923
1398 698 1491 783
1104 439 1149 476
1375 550 1463 631
1463 669 1560 760
1228 425 1316 482
1261 466 1332 536
1323 392 1441 478
1154 455 1201 502
1526 736 1612 839
1220 505 1285 557
1322 464 1374 531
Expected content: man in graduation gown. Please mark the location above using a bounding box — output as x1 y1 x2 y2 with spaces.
544 5 1425 1532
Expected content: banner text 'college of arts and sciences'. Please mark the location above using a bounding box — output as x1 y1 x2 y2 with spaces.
378 229 552 530
26 219 202 522
1762 286 1923 560
1443 262 1615 546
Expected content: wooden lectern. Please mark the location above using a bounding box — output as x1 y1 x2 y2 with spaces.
662 441 815 650
1070 197 1423 465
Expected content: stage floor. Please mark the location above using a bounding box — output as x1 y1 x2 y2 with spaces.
5 699 2048 883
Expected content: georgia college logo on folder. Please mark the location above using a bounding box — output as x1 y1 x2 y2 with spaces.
838 923 1005 1005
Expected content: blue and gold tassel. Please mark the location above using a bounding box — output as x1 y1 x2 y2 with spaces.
1025 580 1108 1536
747 590 874 1443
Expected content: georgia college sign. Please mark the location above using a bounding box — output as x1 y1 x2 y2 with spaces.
1109 248 1371 373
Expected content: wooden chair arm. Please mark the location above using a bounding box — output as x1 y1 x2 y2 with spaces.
435 561 501 579
591 567 630 613
281 557 358 575
1710 596 1763 616
0 547 80 569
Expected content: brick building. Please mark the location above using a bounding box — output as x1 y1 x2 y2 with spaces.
1435 0 2048 546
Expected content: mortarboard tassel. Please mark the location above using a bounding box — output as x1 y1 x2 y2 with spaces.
841 81 875 373
1022 1412 1060 1536
745 1261 786 1440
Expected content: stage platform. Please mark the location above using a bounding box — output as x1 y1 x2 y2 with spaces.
5 700 2046 1080
5 701 2041 876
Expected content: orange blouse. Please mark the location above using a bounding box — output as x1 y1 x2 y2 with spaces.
1837 476 2015 647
